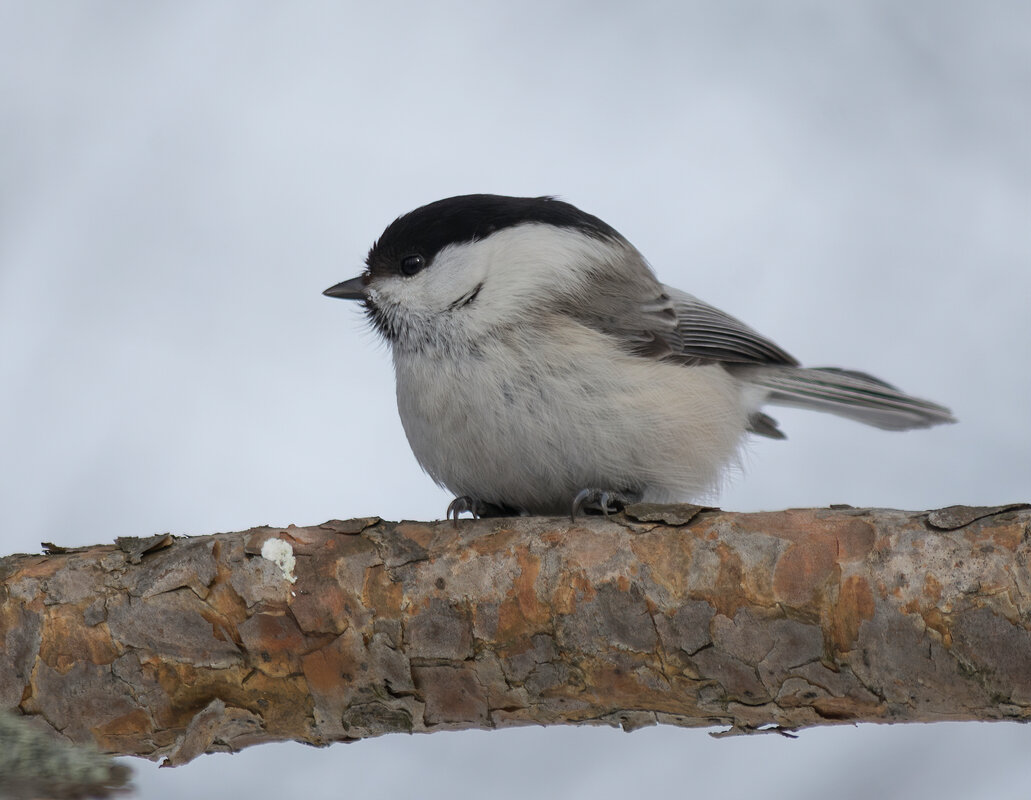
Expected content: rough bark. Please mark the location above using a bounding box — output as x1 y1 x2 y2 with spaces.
1 504 1029 765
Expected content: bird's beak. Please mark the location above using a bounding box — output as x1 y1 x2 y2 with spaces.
323 276 368 300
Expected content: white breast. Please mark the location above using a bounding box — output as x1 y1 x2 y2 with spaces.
392 316 750 515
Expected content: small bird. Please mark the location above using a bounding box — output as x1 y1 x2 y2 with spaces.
325 194 954 520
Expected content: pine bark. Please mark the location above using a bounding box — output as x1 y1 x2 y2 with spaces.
1 504 1029 766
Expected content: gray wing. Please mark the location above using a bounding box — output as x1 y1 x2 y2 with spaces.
560 253 797 367
651 288 799 439
563 262 799 438
659 287 799 367
580 283 798 367
567 265 953 436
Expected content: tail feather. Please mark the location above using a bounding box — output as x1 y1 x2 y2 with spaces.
739 366 956 431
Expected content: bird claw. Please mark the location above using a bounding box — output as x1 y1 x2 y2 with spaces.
571 488 636 521
447 496 481 527
446 497 524 526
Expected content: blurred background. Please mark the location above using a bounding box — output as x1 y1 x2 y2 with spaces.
2 1 1029 797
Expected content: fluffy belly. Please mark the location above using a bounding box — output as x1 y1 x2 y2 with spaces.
393 333 748 515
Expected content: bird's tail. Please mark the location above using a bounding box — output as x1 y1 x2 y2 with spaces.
739 366 956 431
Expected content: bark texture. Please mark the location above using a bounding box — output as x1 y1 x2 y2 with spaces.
2 503 1030 765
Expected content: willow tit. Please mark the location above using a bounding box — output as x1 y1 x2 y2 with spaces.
325 194 954 519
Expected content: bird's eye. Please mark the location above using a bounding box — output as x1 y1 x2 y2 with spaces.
400 254 425 276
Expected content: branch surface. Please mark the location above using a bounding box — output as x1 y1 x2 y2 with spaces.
2 504 1029 765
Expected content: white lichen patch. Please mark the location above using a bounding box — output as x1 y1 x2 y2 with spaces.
261 537 297 584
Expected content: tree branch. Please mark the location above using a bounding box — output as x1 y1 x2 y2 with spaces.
2 504 1029 765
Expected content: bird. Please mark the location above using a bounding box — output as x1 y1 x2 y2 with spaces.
324 194 954 520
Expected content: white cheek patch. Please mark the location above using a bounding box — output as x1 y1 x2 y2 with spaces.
418 242 489 311
370 224 631 332
373 246 485 316
444 225 627 326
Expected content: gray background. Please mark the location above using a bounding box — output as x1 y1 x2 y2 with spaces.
2 2 1029 797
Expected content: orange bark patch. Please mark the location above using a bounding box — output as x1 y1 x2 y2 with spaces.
558 528 622 570
708 543 750 617
496 547 548 641
829 576 875 653
813 695 887 720
38 606 119 673
228 669 310 735
749 510 874 559
301 643 355 696
553 570 595 614
143 661 262 730
94 708 152 738
923 573 943 605
741 510 802 536
579 662 696 717
413 664 488 725
237 611 306 677
773 538 838 610
921 606 952 646
833 519 877 561
362 564 403 617
985 522 1025 551
628 531 696 603
467 526 520 556
17 556 70 580
203 579 250 637
394 522 435 551
289 585 353 637
299 628 368 726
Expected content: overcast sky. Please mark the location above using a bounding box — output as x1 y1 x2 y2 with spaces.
2 2 1030 798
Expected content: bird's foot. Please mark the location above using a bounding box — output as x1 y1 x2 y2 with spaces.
446 496 519 526
447 496 481 526
570 488 640 521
